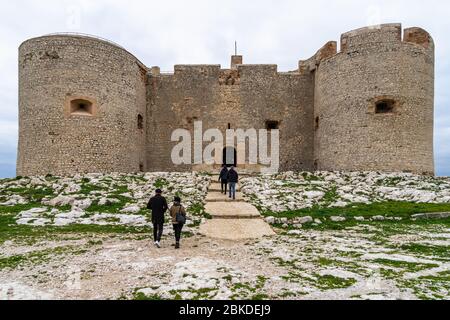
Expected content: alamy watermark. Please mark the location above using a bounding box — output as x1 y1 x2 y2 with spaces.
171 121 280 173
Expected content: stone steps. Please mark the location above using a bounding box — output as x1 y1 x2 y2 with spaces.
208 182 241 192
198 173 274 240
205 192 245 203
205 202 261 219
199 219 275 240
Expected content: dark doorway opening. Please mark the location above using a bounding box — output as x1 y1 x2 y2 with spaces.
137 114 144 129
223 147 237 167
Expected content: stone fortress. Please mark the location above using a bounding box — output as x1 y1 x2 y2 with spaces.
17 23 435 177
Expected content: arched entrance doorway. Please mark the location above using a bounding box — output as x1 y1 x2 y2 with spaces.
223 147 237 167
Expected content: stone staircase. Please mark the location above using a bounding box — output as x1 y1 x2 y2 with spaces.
198 174 275 240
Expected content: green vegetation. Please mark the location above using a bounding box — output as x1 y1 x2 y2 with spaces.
372 258 439 272
400 271 450 300
321 186 339 205
154 178 169 189
0 245 87 270
313 274 357 290
133 292 163 300
263 201 450 220
2 186 54 202
79 183 108 195
165 287 217 300
301 172 322 182
85 195 130 213
0 205 150 245
399 243 450 259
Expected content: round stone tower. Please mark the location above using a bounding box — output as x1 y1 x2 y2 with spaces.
17 34 147 176
314 24 435 175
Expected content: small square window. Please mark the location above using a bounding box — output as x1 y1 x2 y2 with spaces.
265 120 279 130
70 99 94 116
375 100 395 114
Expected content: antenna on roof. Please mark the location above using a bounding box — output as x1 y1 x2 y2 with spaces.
235 41 237 56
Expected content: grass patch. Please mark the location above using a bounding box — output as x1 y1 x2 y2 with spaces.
399 243 450 259
0 245 87 270
154 178 169 190
168 287 217 300
3 187 54 202
372 258 439 272
85 196 129 213
133 292 163 300
313 274 357 290
0 211 150 245
263 201 450 220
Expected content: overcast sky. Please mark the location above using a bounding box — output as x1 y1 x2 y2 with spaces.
0 0 448 177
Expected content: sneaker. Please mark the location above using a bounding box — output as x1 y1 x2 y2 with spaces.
175 242 180 249
155 241 161 248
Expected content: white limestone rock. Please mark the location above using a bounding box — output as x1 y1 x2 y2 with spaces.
64 183 81 194
304 191 325 200
98 197 121 206
49 195 75 207
265 216 275 224
330 216 346 222
72 199 92 210
17 207 48 218
297 216 313 224
120 205 141 214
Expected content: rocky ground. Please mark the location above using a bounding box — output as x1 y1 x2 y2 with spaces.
0 171 449 300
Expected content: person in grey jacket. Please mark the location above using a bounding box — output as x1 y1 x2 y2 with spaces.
168 196 186 249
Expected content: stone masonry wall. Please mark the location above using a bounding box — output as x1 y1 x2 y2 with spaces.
314 24 435 174
17 24 435 176
146 65 314 172
17 35 147 176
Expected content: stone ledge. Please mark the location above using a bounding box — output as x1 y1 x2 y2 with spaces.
411 212 450 220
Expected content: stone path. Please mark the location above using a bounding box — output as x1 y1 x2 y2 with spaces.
199 174 275 240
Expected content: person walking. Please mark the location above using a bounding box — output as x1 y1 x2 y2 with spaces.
227 166 239 200
218 164 229 194
146 189 168 248
169 196 187 249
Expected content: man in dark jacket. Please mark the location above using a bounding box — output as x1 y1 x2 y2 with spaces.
218 165 229 194
227 166 239 200
147 189 168 248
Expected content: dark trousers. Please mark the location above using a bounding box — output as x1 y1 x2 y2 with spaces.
173 223 184 243
221 180 228 193
153 222 164 242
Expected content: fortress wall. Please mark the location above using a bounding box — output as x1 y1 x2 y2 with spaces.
17 25 435 176
147 65 314 172
314 24 435 174
17 35 147 176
